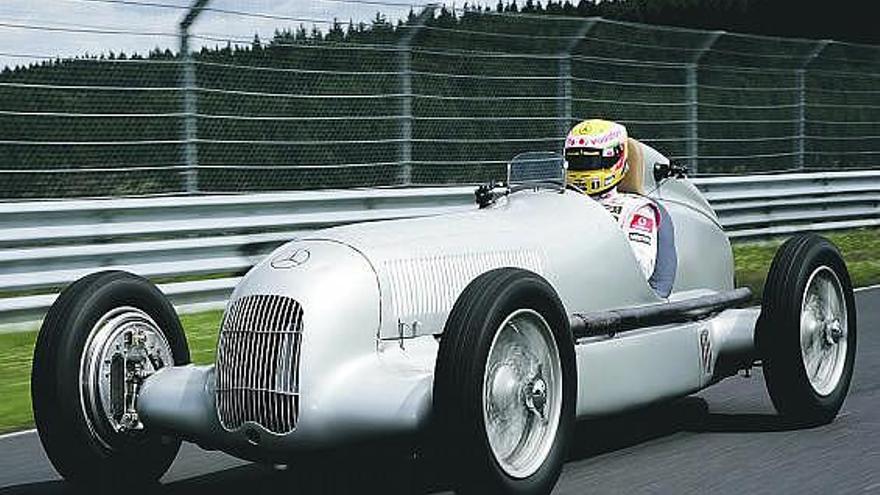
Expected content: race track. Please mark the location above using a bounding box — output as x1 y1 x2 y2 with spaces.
1 288 878 494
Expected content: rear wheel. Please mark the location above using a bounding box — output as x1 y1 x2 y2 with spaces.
434 268 575 495
32 271 189 486
758 234 857 424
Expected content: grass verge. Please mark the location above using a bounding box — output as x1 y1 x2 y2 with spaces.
732 228 880 300
2 228 880 435
0 311 222 435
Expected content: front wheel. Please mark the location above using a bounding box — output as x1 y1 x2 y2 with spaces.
758 234 857 424
32 271 189 486
434 268 576 495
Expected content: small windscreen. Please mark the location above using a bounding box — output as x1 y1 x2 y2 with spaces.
507 152 566 189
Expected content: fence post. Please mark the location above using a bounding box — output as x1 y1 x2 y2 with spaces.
179 0 210 194
796 40 831 170
686 31 723 176
397 5 436 186
558 18 597 140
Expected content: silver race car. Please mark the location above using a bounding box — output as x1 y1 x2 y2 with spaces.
31 139 857 494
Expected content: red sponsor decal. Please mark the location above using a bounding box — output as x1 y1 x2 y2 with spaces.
630 213 655 233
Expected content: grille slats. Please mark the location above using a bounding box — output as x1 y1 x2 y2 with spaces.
216 294 303 435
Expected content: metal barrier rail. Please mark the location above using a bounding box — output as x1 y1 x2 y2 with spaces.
0 186 475 329
697 170 880 238
2 170 878 330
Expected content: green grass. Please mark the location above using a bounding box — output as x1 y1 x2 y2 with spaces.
180 310 224 366
0 331 38 434
0 311 223 435
2 228 880 434
732 228 880 300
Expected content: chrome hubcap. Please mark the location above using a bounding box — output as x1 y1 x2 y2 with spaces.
80 307 173 449
483 309 562 479
800 266 848 397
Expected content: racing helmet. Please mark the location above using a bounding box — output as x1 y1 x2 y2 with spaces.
564 119 628 195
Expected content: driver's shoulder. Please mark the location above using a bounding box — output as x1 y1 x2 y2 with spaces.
616 192 659 216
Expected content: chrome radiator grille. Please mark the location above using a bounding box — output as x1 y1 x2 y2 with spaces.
215 294 303 434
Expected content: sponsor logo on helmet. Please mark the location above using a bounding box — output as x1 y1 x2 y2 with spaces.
566 120 627 149
570 120 612 136
571 129 624 148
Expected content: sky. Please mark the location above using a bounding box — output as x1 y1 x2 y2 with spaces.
0 0 421 69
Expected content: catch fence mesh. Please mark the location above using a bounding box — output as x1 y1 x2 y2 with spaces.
1 3 879 198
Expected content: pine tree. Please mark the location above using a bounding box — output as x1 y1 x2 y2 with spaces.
295 24 308 41
326 18 345 42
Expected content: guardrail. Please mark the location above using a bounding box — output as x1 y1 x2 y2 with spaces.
0 187 475 329
697 170 880 238
2 170 878 330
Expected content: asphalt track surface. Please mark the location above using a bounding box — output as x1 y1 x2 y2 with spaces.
1 289 878 495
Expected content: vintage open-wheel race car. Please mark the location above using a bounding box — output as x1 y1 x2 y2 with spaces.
31 139 857 494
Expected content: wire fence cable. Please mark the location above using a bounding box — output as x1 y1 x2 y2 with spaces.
1 6 879 198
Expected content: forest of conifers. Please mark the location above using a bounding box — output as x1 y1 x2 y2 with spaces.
0 0 876 197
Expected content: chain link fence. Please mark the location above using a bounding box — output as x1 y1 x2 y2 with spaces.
1 3 879 199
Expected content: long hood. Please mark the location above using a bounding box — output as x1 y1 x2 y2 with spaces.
297 190 660 340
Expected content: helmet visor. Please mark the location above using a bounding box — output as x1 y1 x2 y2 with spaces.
565 145 623 171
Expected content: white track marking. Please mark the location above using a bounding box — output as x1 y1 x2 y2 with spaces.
855 284 880 293
0 429 36 441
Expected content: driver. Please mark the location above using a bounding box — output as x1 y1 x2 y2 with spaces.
564 119 660 284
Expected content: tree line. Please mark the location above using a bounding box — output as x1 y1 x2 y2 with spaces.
0 1 874 198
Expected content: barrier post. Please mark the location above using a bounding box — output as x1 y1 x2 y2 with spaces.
796 40 831 170
686 31 723 175
558 18 597 140
397 5 436 186
179 0 211 194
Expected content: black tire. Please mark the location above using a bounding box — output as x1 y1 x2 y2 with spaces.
32 271 190 487
757 234 857 424
434 268 576 495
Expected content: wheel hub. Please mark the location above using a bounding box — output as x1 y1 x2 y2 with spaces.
824 319 843 345
81 307 173 449
524 374 548 420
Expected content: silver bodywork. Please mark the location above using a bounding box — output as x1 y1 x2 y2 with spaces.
138 142 759 460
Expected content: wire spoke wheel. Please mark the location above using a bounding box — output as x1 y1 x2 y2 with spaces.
483 309 562 479
759 234 857 425
799 266 848 396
